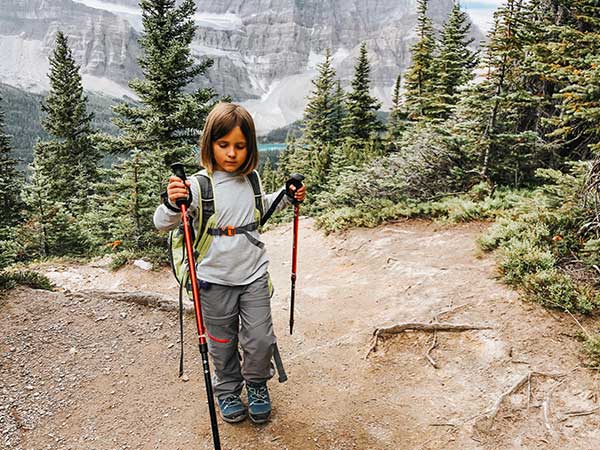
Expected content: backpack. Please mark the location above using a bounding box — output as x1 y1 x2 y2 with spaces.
168 169 288 381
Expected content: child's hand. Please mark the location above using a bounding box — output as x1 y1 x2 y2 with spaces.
167 176 191 204
288 183 306 203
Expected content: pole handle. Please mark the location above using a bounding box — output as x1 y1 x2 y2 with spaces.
170 162 190 208
286 173 305 205
171 162 187 182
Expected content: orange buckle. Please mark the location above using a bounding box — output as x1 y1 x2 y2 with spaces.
222 225 236 236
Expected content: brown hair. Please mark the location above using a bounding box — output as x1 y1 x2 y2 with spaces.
199 102 258 175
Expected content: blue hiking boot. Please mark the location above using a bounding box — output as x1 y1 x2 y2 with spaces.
246 382 271 424
217 394 247 423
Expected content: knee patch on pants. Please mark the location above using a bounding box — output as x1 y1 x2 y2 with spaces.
205 313 238 345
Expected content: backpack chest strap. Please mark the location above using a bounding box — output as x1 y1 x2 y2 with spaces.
207 221 264 249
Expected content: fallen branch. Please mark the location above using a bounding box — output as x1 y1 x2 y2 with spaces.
403 280 424 294
366 322 493 358
527 372 532 408
376 322 493 335
485 373 530 425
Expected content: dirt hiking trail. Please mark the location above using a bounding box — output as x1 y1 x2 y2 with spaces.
2 219 600 450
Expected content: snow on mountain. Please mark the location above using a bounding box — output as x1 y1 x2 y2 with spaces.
0 0 486 133
71 0 244 32
0 35 49 94
71 0 144 30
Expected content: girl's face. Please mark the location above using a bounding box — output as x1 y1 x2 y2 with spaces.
212 126 248 173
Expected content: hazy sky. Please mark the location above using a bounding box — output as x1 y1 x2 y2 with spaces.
461 0 504 33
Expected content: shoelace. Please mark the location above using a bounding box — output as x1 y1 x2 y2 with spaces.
247 385 269 406
221 395 242 411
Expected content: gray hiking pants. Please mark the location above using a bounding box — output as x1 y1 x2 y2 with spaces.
199 272 276 399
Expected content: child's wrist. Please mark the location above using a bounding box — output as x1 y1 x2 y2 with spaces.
161 191 180 213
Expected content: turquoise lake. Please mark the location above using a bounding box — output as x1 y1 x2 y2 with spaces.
258 143 286 152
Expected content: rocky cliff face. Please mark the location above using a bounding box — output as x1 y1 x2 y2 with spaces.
194 0 461 95
0 0 481 132
0 0 140 95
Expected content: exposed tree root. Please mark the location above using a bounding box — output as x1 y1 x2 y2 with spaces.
425 304 471 368
542 380 564 436
72 289 194 313
366 322 493 358
558 407 600 422
473 371 566 433
425 331 439 368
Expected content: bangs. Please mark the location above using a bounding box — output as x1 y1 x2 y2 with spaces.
200 102 259 175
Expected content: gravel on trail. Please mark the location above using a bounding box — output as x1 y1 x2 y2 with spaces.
2 219 600 449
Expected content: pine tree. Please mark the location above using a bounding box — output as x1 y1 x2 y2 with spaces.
331 80 346 144
294 49 344 198
341 43 383 160
100 0 218 251
454 0 542 185
19 165 88 258
0 93 22 268
260 158 276 193
518 0 563 142
98 148 166 250
302 49 338 148
385 74 409 151
403 0 437 119
36 31 99 215
112 0 217 164
559 58 600 155
528 0 600 157
275 132 297 185
430 2 478 120
317 140 354 204
0 93 21 229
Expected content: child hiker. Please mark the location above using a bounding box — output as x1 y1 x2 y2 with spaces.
153 102 306 424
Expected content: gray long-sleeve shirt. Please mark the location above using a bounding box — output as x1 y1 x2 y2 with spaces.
153 170 290 286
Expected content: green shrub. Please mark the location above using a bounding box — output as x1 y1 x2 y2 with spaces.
109 246 169 271
0 270 54 292
498 239 556 285
521 269 597 314
583 334 600 370
316 188 530 233
581 239 600 267
478 162 600 315
109 253 130 271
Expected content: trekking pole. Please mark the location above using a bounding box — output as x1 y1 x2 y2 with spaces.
171 163 221 450
286 174 305 334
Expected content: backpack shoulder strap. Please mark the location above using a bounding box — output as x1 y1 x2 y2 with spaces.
194 171 215 240
247 170 265 220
